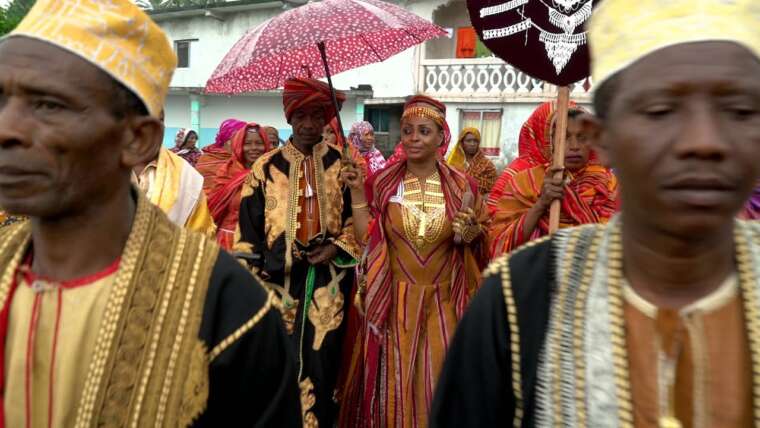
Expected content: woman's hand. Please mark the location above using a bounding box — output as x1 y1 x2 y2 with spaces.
453 207 481 244
537 166 565 211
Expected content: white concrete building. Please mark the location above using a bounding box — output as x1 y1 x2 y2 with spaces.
151 0 592 165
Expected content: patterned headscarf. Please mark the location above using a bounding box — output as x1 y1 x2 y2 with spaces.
231 123 272 165
283 77 345 123
180 130 198 149
508 101 586 173
348 121 375 153
212 119 247 149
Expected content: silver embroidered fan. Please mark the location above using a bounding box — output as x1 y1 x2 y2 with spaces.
480 0 592 74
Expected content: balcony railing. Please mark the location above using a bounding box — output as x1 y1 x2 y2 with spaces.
420 57 591 101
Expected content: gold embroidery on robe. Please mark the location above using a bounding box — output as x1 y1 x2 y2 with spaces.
309 285 344 350
0 192 222 427
300 377 319 428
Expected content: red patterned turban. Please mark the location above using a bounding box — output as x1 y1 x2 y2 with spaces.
283 77 345 124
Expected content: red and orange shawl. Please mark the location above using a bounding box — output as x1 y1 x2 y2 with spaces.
488 101 584 210
338 160 488 426
207 123 271 250
196 119 247 196
488 163 618 258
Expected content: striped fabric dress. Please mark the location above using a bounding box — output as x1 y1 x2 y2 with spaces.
338 161 488 428
380 202 457 427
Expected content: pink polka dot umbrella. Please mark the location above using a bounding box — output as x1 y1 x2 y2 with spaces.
205 0 445 94
205 0 446 148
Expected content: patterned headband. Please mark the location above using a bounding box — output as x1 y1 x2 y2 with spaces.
401 106 446 129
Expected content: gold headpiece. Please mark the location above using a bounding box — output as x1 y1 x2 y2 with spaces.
402 106 445 128
9 0 177 117
589 0 760 87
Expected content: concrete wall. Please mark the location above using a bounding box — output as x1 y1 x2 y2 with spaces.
160 9 282 89
425 0 469 60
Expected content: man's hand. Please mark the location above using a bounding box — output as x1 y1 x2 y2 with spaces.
306 243 339 265
340 161 364 192
537 166 565 211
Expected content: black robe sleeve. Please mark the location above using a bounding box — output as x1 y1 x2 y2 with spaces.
237 179 267 270
194 251 301 428
430 239 555 428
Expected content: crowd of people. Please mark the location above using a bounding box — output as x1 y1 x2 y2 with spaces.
1 0 760 427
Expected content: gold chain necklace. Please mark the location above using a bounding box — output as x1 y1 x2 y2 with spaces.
400 171 446 250
605 221 760 428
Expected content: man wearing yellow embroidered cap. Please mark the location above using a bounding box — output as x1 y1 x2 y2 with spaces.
432 0 760 426
0 1 300 427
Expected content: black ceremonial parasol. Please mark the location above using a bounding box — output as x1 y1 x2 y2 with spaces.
466 0 601 232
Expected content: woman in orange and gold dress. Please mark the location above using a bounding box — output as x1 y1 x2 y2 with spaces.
338 96 489 428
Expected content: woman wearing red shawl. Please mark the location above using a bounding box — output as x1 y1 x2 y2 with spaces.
488 109 618 258
487 101 571 210
207 123 271 250
337 95 489 428
196 119 247 195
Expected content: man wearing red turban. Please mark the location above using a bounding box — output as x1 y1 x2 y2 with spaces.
234 78 360 427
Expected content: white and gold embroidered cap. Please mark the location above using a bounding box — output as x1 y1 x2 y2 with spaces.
7 0 177 117
588 0 760 87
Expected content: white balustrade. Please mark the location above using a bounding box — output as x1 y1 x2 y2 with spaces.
421 57 592 100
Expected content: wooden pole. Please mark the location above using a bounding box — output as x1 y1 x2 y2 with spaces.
549 86 570 233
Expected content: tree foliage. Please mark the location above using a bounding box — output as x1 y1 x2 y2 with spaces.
0 0 35 36
0 0 231 36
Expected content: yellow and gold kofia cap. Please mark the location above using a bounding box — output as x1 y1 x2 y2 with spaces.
588 0 760 87
8 0 177 117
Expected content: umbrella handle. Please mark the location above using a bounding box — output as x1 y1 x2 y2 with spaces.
317 41 350 160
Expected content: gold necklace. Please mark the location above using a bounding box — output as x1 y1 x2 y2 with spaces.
400 171 446 250
606 221 760 428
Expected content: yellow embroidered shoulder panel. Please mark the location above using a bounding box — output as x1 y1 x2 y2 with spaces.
0 193 220 427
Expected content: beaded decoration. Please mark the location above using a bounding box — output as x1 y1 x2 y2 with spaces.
401 106 445 129
395 172 447 251
478 0 593 74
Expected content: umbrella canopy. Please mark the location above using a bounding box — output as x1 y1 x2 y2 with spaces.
205 0 446 93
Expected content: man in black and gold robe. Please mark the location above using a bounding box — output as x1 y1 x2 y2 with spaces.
0 1 300 426
432 1 760 426
235 77 361 427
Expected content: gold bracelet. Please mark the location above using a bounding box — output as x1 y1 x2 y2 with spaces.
351 202 369 210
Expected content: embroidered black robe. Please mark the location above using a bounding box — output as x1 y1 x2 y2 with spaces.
235 141 361 426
